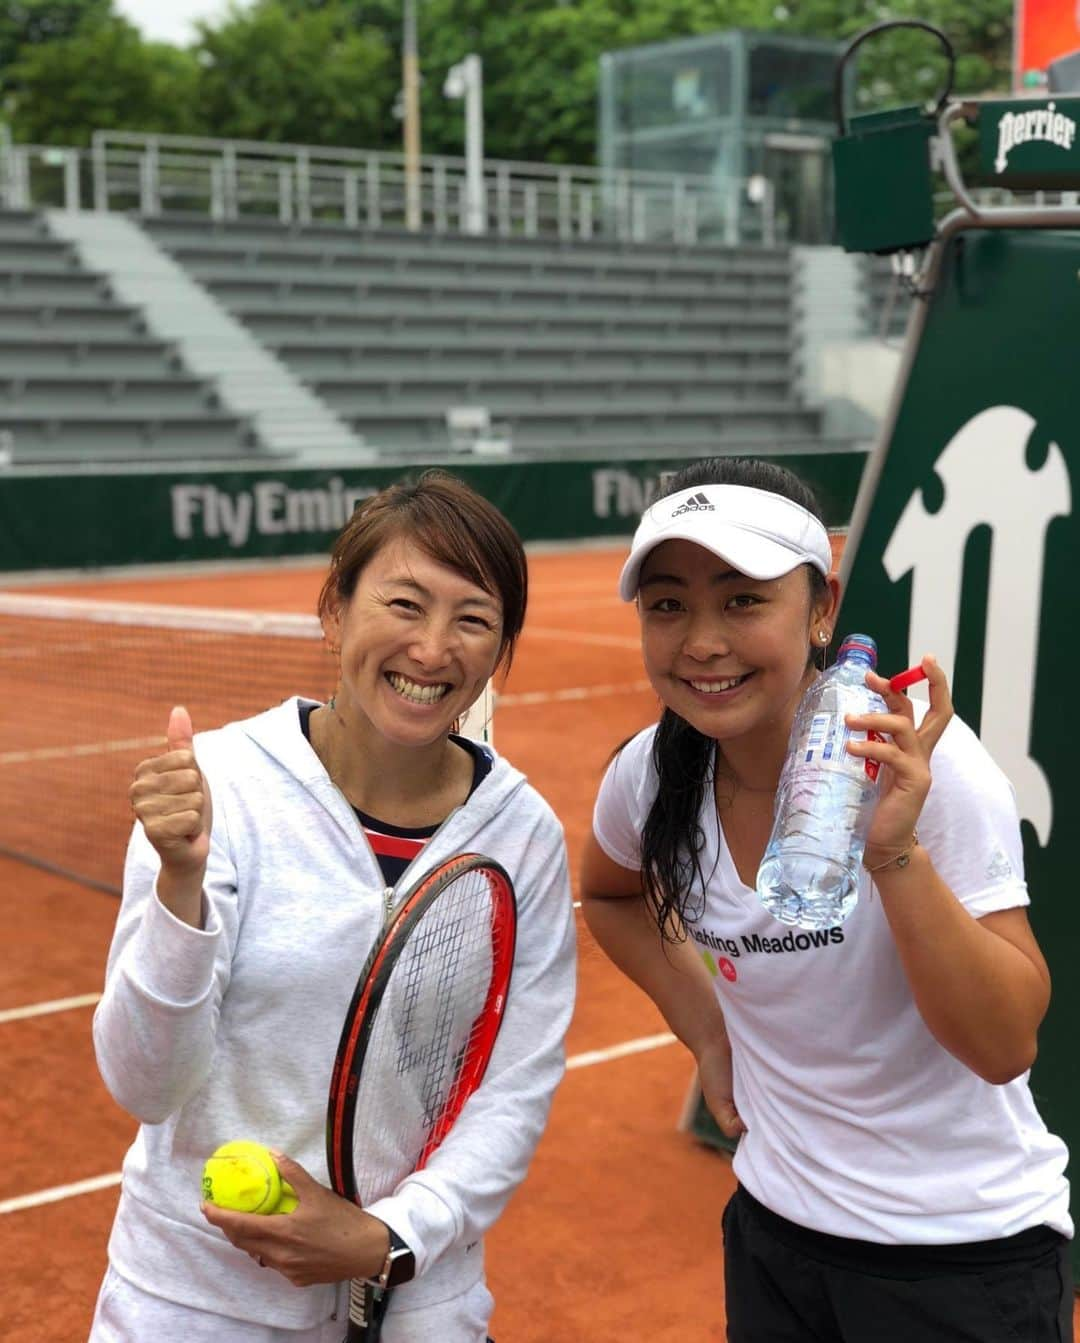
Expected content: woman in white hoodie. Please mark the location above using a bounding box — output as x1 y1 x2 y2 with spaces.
90 470 576 1343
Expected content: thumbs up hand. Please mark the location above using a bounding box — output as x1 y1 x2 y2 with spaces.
129 706 213 882
167 704 194 754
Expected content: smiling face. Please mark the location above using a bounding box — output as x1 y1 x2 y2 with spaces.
323 535 504 751
637 539 837 754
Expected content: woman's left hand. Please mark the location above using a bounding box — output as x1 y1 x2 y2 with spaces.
200 1153 390 1287
844 654 954 854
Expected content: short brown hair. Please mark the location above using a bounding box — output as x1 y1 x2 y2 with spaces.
318 470 528 671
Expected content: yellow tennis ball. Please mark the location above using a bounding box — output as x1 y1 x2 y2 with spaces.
275 1179 299 1214
201 1140 283 1215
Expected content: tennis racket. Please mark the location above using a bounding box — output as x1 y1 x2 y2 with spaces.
326 853 518 1343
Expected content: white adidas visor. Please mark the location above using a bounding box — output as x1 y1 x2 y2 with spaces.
618 483 833 601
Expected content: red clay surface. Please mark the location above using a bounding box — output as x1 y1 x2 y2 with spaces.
2 542 1076 1342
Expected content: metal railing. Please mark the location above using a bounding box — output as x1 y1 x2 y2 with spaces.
0 138 83 213
932 184 1079 212
0 129 782 247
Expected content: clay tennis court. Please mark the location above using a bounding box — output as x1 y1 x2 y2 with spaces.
2 540 1077 1342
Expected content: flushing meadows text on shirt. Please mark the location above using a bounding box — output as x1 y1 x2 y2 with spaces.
689 926 845 959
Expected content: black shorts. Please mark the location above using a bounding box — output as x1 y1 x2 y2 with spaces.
722 1185 1074 1343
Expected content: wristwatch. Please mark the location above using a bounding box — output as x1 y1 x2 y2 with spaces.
370 1224 416 1289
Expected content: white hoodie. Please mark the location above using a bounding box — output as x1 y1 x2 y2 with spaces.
93 698 576 1334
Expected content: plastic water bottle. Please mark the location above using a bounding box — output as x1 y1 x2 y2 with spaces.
756 633 888 930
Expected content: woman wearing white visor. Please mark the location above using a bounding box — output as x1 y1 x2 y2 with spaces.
581 457 1072 1341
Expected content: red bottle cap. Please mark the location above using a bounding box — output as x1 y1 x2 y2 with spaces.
889 665 928 692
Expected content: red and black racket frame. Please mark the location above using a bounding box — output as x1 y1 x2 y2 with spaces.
326 853 518 1204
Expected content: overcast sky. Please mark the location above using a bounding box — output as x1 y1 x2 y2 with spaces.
114 0 247 45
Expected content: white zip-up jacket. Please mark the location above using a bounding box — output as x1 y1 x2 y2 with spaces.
93 698 576 1333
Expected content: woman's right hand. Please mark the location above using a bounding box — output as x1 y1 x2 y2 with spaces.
202 1154 391 1287
696 1035 746 1141
129 706 213 879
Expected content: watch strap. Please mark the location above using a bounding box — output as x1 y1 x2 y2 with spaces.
369 1224 416 1290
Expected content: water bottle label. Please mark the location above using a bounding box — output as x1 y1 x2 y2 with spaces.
803 712 880 780
804 713 830 761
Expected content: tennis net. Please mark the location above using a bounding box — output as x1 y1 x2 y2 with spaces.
0 594 335 894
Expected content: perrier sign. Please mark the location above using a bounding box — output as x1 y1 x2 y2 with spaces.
975 95 1080 187
838 222 1079 1269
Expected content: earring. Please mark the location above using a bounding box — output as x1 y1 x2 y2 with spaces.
819 630 829 643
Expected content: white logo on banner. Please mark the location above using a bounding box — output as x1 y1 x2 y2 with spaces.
882 405 1071 846
995 103 1078 174
170 479 378 547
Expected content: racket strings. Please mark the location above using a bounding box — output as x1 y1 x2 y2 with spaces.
394 909 471 1078
351 871 502 1205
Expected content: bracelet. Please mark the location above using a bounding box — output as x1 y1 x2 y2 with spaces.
864 828 919 874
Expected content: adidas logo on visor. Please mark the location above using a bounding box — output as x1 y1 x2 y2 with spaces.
671 491 713 516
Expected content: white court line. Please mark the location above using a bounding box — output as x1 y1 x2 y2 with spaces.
530 597 633 613
499 679 651 708
1 898 581 1022
530 584 627 600
0 1030 678 1215
566 1031 676 1070
1 898 584 1022
0 682 654 767
0 537 628 588
0 1172 122 1215
0 992 102 1024
523 626 640 650
0 736 161 766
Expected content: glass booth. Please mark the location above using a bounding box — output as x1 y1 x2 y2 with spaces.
598 29 845 244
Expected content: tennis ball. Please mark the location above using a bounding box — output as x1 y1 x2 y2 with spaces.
201 1140 291 1215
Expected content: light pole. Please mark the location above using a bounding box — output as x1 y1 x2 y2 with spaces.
403 0 421 231
443 54 485 235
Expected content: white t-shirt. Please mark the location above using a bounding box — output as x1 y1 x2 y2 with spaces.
593 714 1072 1245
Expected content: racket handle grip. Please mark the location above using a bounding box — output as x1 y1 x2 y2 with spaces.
345 1279 391 1342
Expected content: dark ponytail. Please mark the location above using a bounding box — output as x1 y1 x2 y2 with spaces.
638 457 830 943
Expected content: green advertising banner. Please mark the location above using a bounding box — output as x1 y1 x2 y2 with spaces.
0 452 866 573
839 223 1080 1269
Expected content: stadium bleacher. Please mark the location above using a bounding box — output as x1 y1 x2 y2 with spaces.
137 215 827 457
0 194 893 466
0 209 257 463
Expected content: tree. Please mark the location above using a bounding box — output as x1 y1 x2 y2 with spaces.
407 0 1012 165
253 1 777 162
2 0 1017 164
192 0 396 148
0 0 114 70
408 0 774 164
6 19 203 144
780 0 1012 115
